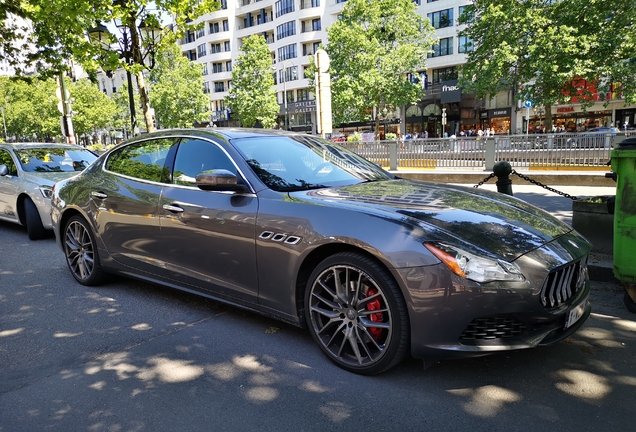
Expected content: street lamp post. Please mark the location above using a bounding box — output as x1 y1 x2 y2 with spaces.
88 15 161 136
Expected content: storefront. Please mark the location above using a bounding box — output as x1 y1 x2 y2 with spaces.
478 108 512 134
550 107 612 132
616 108 635 130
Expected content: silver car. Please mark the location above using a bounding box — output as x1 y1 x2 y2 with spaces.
0 142 97 240
51 129 592 375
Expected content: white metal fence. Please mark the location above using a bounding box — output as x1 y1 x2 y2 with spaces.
339 132 632 171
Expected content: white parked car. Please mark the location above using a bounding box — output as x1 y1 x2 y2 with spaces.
0 142 97 239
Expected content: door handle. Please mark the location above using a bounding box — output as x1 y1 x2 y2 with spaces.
163 204 184 213
91 191 108 199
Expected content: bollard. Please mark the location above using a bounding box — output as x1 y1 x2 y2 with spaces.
493 161 513 196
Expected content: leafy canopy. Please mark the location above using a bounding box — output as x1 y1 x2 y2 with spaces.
226 35 279 129
324 0 436 126
149 42 211 128
458 0 636 128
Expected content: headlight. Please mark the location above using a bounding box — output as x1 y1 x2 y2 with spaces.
424 242 525 283
38 186 53 199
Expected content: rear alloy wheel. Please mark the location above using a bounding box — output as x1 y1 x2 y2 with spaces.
64 215 106 286
24 197 46 240
305 252 409 375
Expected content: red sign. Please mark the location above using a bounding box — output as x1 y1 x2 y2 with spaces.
557 107 575 113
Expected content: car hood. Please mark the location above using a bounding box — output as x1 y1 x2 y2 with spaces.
23 171 81 185
298 179 573 261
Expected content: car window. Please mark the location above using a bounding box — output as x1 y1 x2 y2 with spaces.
106 138 176 182
0 149 17 176
14 147 97 173
233 135 391 192
172 138 236 186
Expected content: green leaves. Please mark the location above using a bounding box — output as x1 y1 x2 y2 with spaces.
325 0 436 127
226 35 279 129
148 43 211 128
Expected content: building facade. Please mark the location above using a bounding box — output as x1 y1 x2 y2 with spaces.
175 0 633 136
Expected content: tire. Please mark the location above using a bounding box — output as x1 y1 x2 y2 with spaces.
305 252 410 375
624 292 636 314
63 215 107 286
24 197 46 240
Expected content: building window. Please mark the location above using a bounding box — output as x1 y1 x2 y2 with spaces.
210 43 221 54
213 62 223 73
224 41 231 51
202 63 208 75
297 89 310 101
275 0 295 17
197 28 205 38
428 9 453 29
209 22 220 34
279 65 298 82
458 6 474 23
278 44 297 60
458 36 473 53
226 61 232 72
203 82 210 94
432 67 457 83
429 37 453 58
197 44 207 57
276 21 296 40
214 82 225 92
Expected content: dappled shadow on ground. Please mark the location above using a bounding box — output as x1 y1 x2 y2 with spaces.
2 267 635 430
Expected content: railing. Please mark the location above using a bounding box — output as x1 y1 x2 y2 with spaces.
339 132 632 171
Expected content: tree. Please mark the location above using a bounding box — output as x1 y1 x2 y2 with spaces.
67 79 118 142
458 0 636 131
0 77 60 141
324 0 436 132
0 0 218 132
149 43 211 128
226 35 279 128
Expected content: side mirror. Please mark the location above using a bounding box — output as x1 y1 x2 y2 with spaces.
196 169 249 193
0 164 8 176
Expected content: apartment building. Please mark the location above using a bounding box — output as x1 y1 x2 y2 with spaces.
178 0 633 136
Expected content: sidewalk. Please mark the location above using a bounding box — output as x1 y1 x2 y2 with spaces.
396 169 618 282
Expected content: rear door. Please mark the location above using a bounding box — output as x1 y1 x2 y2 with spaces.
91 137 176 274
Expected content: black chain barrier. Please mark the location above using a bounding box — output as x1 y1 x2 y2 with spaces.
473 170 579 200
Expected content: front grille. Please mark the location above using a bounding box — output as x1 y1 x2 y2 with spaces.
540 258 587 309
459 315 529 341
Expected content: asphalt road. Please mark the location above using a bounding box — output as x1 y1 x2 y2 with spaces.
1 220 634 432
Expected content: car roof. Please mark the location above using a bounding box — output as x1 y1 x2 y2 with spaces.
0 142 88 150
122 128 314 143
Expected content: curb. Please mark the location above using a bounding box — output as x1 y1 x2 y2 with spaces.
588 263 618 283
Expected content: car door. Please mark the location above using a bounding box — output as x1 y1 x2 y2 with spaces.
158 137 259 303
92 137 175 274
0 148 20 223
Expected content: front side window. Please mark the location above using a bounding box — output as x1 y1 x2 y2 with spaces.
172 138 236 186
106 138 175 182
0 149 17 176
429 37 453 58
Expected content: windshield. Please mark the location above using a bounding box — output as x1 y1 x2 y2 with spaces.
16 147 98 173
232 135 393 192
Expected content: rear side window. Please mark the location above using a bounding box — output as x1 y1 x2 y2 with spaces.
106 138 177 182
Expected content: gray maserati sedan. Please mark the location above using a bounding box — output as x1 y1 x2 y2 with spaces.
51 128 592 375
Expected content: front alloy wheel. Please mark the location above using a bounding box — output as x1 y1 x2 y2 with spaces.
306 252 409 375
64 215 106 286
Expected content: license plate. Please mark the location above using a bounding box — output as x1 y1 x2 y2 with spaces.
564 297 588 329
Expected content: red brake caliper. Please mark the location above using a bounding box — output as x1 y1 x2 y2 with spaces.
365 288 384 340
